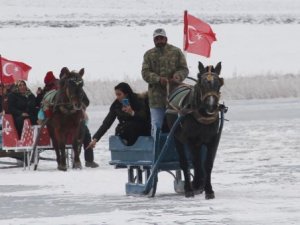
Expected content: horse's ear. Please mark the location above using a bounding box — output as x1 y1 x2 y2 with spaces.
60 67 70 79
215 62 222 75
198 61 205 74
79 68 84 77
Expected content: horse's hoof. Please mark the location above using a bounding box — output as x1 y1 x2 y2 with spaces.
205 192 215 200
193 188 204 195
192 182 204 195
85 161 99 168
57 165 67 171
184 183 194 197
73 162 82 169
185 191 195 198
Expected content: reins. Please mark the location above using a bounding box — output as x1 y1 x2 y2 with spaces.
166 70 221 124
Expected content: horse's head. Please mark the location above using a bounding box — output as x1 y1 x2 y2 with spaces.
194 61 224 115
60 67 85 110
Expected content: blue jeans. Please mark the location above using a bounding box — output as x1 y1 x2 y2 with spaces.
150 108 166 132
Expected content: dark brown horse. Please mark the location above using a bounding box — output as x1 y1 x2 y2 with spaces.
47 67 86 171
166 61 224 198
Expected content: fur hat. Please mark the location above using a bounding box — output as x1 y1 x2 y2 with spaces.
44 71 56 85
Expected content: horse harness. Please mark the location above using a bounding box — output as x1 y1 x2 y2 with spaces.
53 77 85 115
166 66 221 125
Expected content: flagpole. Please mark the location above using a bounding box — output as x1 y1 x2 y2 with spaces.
0 54 4 115
0 54 3 85
183 10 188 69
183 10 188 58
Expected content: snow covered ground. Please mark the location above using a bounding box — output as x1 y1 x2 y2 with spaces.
0 0 300 85
0 98 299 225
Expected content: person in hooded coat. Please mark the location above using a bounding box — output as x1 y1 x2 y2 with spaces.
8 80 37 137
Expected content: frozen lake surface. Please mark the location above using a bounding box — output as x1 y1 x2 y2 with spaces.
0 98 299 225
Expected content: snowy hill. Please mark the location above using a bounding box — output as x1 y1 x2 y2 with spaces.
1 0 300 27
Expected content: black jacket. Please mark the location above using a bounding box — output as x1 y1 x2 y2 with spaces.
93 94 150 141
8 91 37 122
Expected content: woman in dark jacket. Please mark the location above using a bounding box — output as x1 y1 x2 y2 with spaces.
8 80 37 137
88 82 151 147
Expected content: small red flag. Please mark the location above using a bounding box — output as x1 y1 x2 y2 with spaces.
183 11 217 57
0 57 32 84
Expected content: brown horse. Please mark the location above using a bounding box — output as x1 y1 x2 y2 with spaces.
166 61 224 198
47 67 86 171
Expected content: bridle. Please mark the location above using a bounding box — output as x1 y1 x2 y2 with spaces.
55 76 84 115
167 66 222 124
193 67 221 110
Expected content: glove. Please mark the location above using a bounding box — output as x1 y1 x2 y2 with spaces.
160 77 168 86
172 74 181 83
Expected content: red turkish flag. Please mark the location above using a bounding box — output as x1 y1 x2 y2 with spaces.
183 11 217 57
0 57 32 84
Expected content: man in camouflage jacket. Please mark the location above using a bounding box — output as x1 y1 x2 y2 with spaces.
142 28 189 129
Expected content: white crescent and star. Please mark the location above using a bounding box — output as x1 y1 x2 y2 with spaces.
2 63 19 77
188 25 203 44
3 120 12 135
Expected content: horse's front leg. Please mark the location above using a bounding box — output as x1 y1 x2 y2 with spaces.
49 126 66 171
72 138 82 169
72 123 85 169
48 128 61 167
57 140 67 171
188 142 205 195
174 138 194 198
204 139 218 199
52 139 60 167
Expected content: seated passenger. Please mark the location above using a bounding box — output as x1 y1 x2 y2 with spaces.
0 85 11 114
36 71 59 122
88 82 151 147
7 80 37 137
